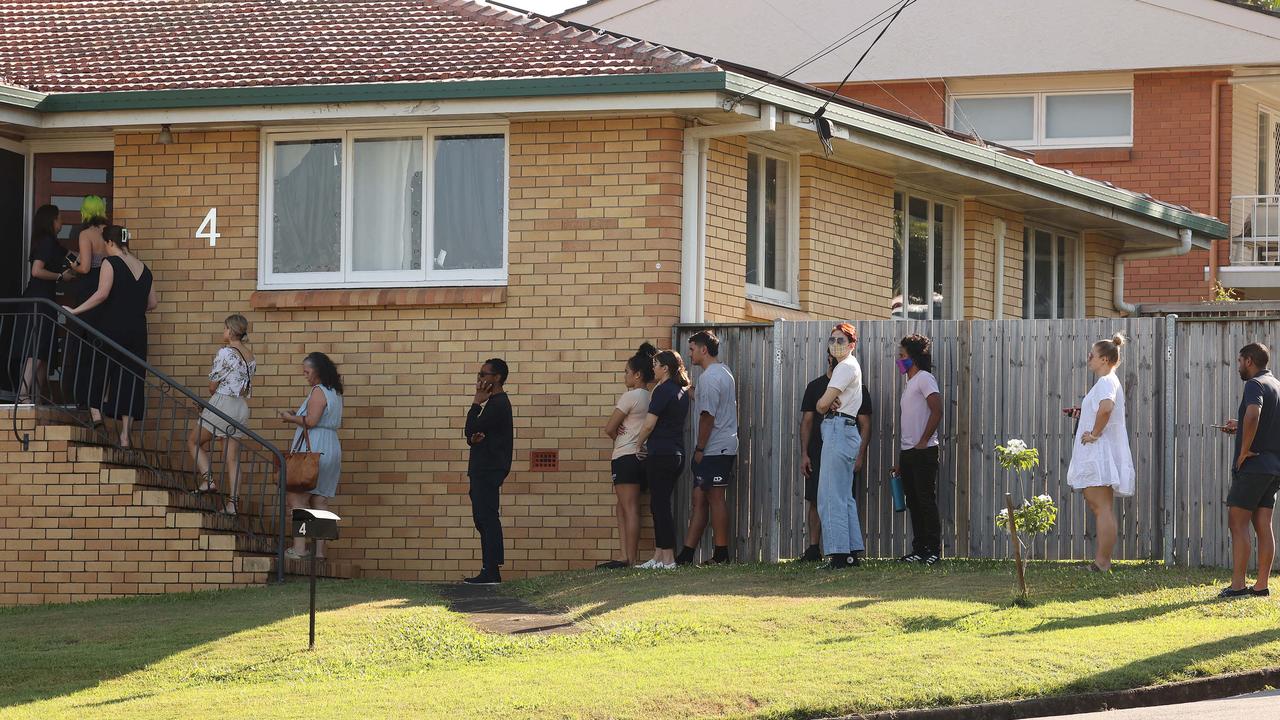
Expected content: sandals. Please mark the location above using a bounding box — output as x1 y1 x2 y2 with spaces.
191 471 217 495
1080 562 1111 573
220 496 238 516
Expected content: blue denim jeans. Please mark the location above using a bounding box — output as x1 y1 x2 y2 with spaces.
819 415 865 554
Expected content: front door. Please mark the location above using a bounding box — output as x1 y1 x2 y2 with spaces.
32 152 114 252
0 148 24 299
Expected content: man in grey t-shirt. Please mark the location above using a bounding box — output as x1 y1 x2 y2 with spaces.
676 330 738 565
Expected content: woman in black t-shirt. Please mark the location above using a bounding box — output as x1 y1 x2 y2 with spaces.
18 205 71 402
633 349 691 569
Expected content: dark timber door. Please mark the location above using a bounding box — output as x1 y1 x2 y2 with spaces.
32 152 114 252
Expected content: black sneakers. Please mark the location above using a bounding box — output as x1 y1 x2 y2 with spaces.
821 553 860 570
463 569 502 585
799 544 823 562
1219 585 1270 599
900 552 942 565
674 546 697 566
596 560 629 570
922 553 942 566
899 553 923 563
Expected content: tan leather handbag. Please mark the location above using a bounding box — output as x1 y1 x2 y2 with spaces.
285 428 321 492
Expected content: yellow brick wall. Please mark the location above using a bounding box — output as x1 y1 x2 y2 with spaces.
1084 231 1125 318
799 156 895 320
962 201 1025 320
110 117 686 581
703 137 748 322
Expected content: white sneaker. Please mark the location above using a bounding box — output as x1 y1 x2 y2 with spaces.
636 559 658 569
656 562 677 570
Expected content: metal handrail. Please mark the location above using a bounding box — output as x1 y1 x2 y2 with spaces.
1 297 287 582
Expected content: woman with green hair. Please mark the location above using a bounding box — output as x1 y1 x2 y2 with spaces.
64 196 111 425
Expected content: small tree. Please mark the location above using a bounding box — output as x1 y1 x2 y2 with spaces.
993 441 1058 552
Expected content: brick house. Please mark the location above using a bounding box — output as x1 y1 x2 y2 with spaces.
0 0 1225 602
564 0 1280 305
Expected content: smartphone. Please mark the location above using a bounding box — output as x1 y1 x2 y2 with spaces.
1061 407 1079 416
1209 424 1230 430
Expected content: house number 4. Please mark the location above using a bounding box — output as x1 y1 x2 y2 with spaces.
197 208 221 247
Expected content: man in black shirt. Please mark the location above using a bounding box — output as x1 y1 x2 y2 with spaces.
798 358 872 562
1218 343 1280 598
463 358 514 585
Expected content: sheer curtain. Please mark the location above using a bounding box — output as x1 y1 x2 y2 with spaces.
272 140 342 275
433 135 504 270
353 137 423 272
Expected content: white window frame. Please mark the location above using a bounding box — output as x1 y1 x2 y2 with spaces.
1260 106 1279 196
259 122 509 290
892 187 962 321
744 145 800 306
1023 224 1084 319
948 90 1133 150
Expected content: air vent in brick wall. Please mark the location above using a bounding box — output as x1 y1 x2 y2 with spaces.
530 450 559 472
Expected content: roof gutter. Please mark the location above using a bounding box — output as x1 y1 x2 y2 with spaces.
1114 228 1193 316
681 104 778 323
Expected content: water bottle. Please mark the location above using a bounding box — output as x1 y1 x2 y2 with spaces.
889 472 907 513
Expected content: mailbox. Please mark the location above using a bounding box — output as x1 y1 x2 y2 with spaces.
292 508 340 540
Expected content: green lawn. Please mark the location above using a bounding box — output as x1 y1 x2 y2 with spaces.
1 561 1278 719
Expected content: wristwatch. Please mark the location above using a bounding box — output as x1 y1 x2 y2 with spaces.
695 446 705 452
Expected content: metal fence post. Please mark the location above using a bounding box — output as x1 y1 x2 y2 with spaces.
768 319 784 563
1163 313 1178 566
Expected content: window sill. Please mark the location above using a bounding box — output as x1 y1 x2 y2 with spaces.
1033 147 1132 164
744 298 812 322
250 286 507 310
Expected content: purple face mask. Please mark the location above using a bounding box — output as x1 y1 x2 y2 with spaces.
896 357 913 375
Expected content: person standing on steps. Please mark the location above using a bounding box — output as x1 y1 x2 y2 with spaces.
676 330 737 566
463 358 514 585
17 204 68 404
1065 333 1135 574
892 334 944 566
1217 342 1280 599
799 353 872 562
188 314 256 517
814 323 865 570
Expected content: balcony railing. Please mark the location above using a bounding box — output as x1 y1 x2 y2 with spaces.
1229 195 1280 267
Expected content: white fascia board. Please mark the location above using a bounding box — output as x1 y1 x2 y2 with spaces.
28 91 727 130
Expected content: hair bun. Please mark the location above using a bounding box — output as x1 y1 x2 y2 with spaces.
635 341 658 359
1111 332 1126 348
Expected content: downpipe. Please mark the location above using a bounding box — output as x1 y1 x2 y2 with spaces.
1114 228 1193 316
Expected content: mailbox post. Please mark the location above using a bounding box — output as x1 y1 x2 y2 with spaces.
292 508 340 649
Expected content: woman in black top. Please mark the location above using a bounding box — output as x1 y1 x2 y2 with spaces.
71 226 158 448
633 349 691 569
18 205 72 402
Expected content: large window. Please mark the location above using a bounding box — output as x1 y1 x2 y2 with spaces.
262 126 507 288
950 91 1132 149
892 191 956 320
1023 226 1081 319
745 148 796 304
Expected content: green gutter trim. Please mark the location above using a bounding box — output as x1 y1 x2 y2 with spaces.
33 71 727 112
722 73 1229 239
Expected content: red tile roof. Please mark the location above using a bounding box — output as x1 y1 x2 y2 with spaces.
0 0 717 93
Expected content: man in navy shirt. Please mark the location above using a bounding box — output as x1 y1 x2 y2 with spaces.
463 358 514 585
1218 342 1280 598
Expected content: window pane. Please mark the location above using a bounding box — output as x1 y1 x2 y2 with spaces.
907 196 930 320
433 135 505 270
952 96 1035 143
1045 93 1131 140
51 167 109 183
746 153 760 287
1058 235 1077 318
765 157 790 294
272 139 342 274
892 192 904 317
932 203 955 319
1033 229 1053 319
352 137 423 272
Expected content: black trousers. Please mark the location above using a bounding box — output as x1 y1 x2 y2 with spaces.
468 470 507 569
900 446 942 555
646 454 682 550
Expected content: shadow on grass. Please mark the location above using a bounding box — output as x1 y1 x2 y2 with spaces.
1061 626 1280 694
0 578 443 709
511 559 1222 625
991 598 1206 637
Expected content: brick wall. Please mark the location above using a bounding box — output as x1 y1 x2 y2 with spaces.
962 201 1025 319
109 117 686 581
704 137 749 322
827 81 948 126
1084 232 1125 318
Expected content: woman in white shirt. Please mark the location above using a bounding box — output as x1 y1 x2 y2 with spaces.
1066 333 1135 572
187 314 256 516
893 334 944 565
814 323 866 570
600 343 657 569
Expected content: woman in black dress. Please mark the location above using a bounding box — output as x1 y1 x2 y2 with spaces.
18 205 73 403
70 226 157 447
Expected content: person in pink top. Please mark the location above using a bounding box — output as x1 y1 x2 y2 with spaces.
892 334 943 565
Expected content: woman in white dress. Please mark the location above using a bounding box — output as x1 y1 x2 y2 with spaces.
188 314 256 516
1066 332 1136 572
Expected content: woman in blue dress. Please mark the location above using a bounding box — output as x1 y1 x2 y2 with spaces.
279 351 344 560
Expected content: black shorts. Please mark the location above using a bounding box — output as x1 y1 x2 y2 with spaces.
1228 471 1280 511
692 454 736 491
611 455 645 485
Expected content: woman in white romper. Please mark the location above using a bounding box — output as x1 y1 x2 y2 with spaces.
279 352 344 560
1066 333 1135 572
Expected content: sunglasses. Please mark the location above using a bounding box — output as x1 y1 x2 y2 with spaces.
828 337 851 346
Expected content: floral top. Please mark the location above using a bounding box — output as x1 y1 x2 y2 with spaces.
208 346 255 398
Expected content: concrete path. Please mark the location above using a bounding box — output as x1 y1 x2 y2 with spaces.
1030 689 1280 719
429 582 580 635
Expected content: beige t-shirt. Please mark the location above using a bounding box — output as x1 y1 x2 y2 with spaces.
613 388 651 459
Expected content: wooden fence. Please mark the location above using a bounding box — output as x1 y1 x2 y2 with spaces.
674 316 1280 568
